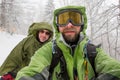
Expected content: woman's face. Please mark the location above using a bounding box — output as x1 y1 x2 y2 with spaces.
38 29 50 42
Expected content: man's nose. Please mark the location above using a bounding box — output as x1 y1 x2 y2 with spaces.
66 22 73 28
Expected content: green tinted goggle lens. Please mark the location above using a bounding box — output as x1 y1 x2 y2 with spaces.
57 11 82 26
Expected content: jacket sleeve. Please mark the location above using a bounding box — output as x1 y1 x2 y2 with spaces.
0 38 26 76
95 48 120 79
15 42 52 80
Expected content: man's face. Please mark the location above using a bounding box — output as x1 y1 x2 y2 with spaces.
58 23 81 43
38 29 50 42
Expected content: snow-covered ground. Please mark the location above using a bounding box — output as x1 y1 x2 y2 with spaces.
0 31 26 66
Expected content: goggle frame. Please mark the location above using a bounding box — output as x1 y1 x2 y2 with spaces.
56 9 84 27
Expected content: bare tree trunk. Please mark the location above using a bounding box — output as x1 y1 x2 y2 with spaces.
1 0 6 29
106 18 111 56
115 0 120 59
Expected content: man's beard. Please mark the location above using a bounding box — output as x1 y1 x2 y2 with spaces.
62 32 80 44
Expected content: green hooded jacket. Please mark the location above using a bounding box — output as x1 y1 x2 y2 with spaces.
15 6 120 80
0 22 53 77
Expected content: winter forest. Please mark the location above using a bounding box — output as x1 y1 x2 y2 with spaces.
0 0 120 61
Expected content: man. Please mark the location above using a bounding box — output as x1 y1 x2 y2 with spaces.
15 6 120 80
0 22 53 79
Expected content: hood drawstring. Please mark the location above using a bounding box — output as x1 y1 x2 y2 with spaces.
83 41 90 80
84 60 88 80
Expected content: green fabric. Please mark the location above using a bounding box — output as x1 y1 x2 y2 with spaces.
15 6 120 80
15 38 120 80
0 22 53 76
95 48 120 77
28 22 53 36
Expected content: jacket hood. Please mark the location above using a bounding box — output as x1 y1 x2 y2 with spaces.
53 5 87 37
28 22 53 39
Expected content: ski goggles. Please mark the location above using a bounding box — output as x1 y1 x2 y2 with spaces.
56 9 84 26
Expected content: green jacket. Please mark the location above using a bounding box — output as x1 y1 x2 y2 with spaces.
0 22 53 77
15 6 120 80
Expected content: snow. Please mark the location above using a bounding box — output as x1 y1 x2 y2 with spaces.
0 31 26 66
